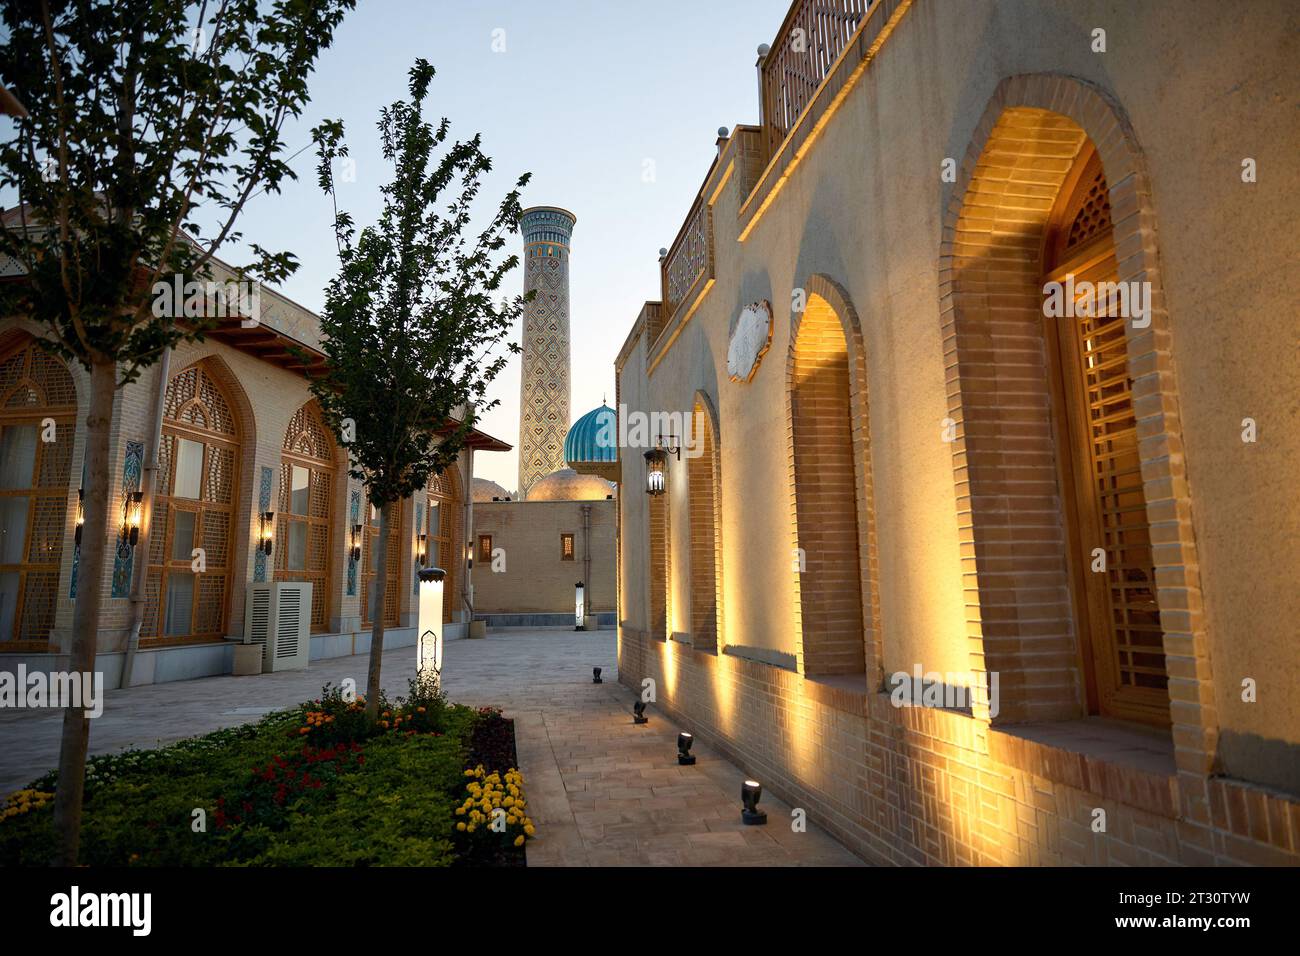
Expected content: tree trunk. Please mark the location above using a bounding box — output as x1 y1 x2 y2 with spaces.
52 357 117 866
364 499 390 721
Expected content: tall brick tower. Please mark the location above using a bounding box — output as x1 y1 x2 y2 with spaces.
517 206 577 498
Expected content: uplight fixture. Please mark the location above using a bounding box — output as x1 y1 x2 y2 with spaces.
592 666 602 684
677 732 695 766
741 780 767 825
633 700 648 725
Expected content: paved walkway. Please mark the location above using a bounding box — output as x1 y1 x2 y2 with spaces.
0 629 861 866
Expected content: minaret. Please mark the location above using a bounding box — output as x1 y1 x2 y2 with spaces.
517 206 577 498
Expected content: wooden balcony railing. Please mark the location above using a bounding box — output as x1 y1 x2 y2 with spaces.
760 0 872 161
661 192 712 321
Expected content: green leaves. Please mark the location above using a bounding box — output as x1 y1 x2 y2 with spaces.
0 0 356 382
309 58 530 506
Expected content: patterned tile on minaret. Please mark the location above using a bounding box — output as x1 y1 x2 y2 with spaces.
517 207 576 498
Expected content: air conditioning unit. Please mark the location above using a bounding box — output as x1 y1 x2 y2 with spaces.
243 581 312 672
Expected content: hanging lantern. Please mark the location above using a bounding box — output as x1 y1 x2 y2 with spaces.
644 447 667 496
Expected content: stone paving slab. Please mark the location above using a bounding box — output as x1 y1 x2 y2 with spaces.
0 629 863 867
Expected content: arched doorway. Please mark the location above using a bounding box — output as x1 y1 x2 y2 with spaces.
143 362 240 645
1042 144 1167 724
361 498 402 629
687 396 721 652
278 402 336 632
789 291 865 676
427 468 461 625
936 80 1199 730
0 338 77 649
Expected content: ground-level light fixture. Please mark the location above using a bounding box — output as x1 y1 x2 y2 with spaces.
123 490 144 547
74 488 84 546
349 523 362 562
592 666 602 684
633 700 648 725
677 732 695 766
259 511 275 556
575 581 586 630
416 566 446 688
741 780 767 826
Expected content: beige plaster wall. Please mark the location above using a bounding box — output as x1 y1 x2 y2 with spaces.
620 0 1300 788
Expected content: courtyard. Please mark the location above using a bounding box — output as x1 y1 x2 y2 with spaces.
0 630 860 867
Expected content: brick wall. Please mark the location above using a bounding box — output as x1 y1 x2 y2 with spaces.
472 499 616 615
618 628 1300 866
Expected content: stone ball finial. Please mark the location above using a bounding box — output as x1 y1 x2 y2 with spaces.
757 43 771 56
659 247 668 257
718 126 730 138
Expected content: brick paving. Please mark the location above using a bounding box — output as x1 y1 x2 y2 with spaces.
0 628 861 866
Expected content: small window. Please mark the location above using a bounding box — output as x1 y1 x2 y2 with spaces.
478 534 493 563
289 465 310 515
173 438 204 499
560 533 575 561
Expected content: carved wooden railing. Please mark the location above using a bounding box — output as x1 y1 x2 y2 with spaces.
661 193 711 321
760 0 872 161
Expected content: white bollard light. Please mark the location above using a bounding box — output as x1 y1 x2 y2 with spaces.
417 566 447 686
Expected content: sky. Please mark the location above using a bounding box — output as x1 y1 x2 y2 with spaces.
207 0 793 492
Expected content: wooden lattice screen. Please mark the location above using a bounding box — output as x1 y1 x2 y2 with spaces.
0 341 76 650
143 364 239 645
278 404 335 632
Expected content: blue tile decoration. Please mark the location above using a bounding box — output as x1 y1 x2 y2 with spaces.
110 441 144 598
346 488 361 596
253 465 273 583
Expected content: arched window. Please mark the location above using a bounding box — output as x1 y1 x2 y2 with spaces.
278 403 335 632
1042 145 1168 723
427 469 461 624
362 498 401 628
790 294 864 675
0 339 76 649
143 363 240 645
687 398 721 651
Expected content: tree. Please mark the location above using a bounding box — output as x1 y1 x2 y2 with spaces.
309 59 528 721
0 0 355 865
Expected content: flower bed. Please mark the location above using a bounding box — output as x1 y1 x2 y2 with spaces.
0 679 530 867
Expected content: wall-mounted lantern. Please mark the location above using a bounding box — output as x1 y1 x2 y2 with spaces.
417 566 447 688
417 532 428 566
123 490 144 547
643 434 681 497
259 511 274 556
349 523 362 562
74 488 84 546
575 581 586 631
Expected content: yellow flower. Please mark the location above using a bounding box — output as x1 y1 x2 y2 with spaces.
456 822 466 832
455 807 466 816
514 835 525 847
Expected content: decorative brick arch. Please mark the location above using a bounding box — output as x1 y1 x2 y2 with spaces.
938 74 1215 774
786 274 882 681
687 388 723 653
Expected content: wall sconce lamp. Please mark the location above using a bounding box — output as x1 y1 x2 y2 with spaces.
74 488 84 546
633 700 648 725
259 511 274 556
677 732 696 766
741 780 767 825
575 581 586 631
417 532 428 566
643 432 682 498
350 523 362 562
122 490 144 547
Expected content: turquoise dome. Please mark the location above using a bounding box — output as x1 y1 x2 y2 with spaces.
564 404 617 465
